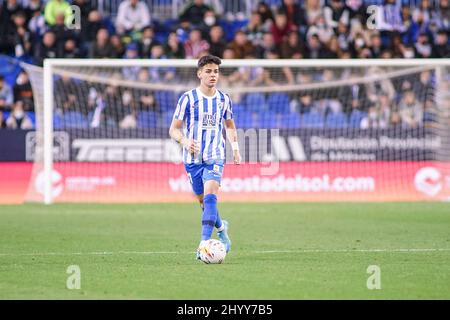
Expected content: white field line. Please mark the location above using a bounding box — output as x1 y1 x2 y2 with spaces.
0 248 450 257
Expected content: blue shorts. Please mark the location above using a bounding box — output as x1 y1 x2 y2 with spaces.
184 160 224 195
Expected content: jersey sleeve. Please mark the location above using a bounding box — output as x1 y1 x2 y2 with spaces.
173 93 189 121
224 94 233 120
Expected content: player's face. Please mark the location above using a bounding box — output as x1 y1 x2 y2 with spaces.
198 64 219 88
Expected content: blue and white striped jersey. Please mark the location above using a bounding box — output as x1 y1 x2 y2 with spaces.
173 88 233 164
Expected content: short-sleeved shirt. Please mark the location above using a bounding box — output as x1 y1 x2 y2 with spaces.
173 87 233 164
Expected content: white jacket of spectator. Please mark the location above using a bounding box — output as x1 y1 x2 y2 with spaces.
115 0 151 34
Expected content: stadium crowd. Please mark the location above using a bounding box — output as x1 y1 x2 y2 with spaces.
0 0 448 129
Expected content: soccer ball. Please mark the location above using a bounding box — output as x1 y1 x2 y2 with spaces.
198 239 227 264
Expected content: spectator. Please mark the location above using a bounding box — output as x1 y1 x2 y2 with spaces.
326 36 341 59
413 70 434 103
414 32 433 58
377 0 404 40
62 38 82 58
271 10 295 46
5 100 33 129
360 93 391 129
412 0 433 26
110 34 125 57
184 29 210 59
89 28 114 58
138 26 160 58
306 33 332 58
255 32 277 59
27 3 46 45
280 30 306 59
278 0 306 29
365 66 396 104
44 0 73 27
336 22 352 52
369 33 384 58
305 0 323 26
346 0 367 26
0 75 14 111
226 30 255 59
34 30 60 65
54 75 80 114
179 0 213 28
398 90 423 128
255 1 274 29
115 0 151 36
243 11 268 47
307 14 334 45
324 0 350 32
174 18 192 44
435 0 450 30
432 30 450 58
83 10 104 48
6 10 32 57
13 71 34 111
0 0 22 54
297 94 315 114
24 0 42 23
207 25 226 58
400 4 419 45
197 9 218 39
165 31 185 59
50 12 77 52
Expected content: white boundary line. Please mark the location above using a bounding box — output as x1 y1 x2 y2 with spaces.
0 248 449 257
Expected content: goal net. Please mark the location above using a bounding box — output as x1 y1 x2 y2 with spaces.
22 59 450 203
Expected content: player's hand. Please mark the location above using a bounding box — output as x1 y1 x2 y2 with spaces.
233 150 241 165
181 138 200 155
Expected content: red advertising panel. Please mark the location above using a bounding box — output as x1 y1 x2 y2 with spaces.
1 162 449 204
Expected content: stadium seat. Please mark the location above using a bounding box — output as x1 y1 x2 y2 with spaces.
234 105 258 129
280 112 301 129
160 111 174 128
155 91 176 112
300 111 324 128
325 111 348 128
259 111 279 128
62 111 88 128
244 93 266 113
26 112 36 128
137 111 158 128
267 92 290 114
349 110 367 128
53 113 62 129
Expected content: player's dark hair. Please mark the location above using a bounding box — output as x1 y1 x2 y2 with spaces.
197 55 221 69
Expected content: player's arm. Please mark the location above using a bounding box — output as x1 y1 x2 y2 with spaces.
169 118 199 154
224 119 241 165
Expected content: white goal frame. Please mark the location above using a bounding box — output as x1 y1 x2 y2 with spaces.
42 58 450 204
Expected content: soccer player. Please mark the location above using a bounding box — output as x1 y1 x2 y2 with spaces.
169 55 241 259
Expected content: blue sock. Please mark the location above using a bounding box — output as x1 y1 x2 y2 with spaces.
215 212 223 229
201 204 222 230
201 194 218 241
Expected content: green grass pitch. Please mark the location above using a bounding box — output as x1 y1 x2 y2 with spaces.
0 202 449 299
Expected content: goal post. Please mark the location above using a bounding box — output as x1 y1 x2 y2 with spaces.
22 58 450 204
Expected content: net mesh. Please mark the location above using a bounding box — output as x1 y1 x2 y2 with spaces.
22 60 450 202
